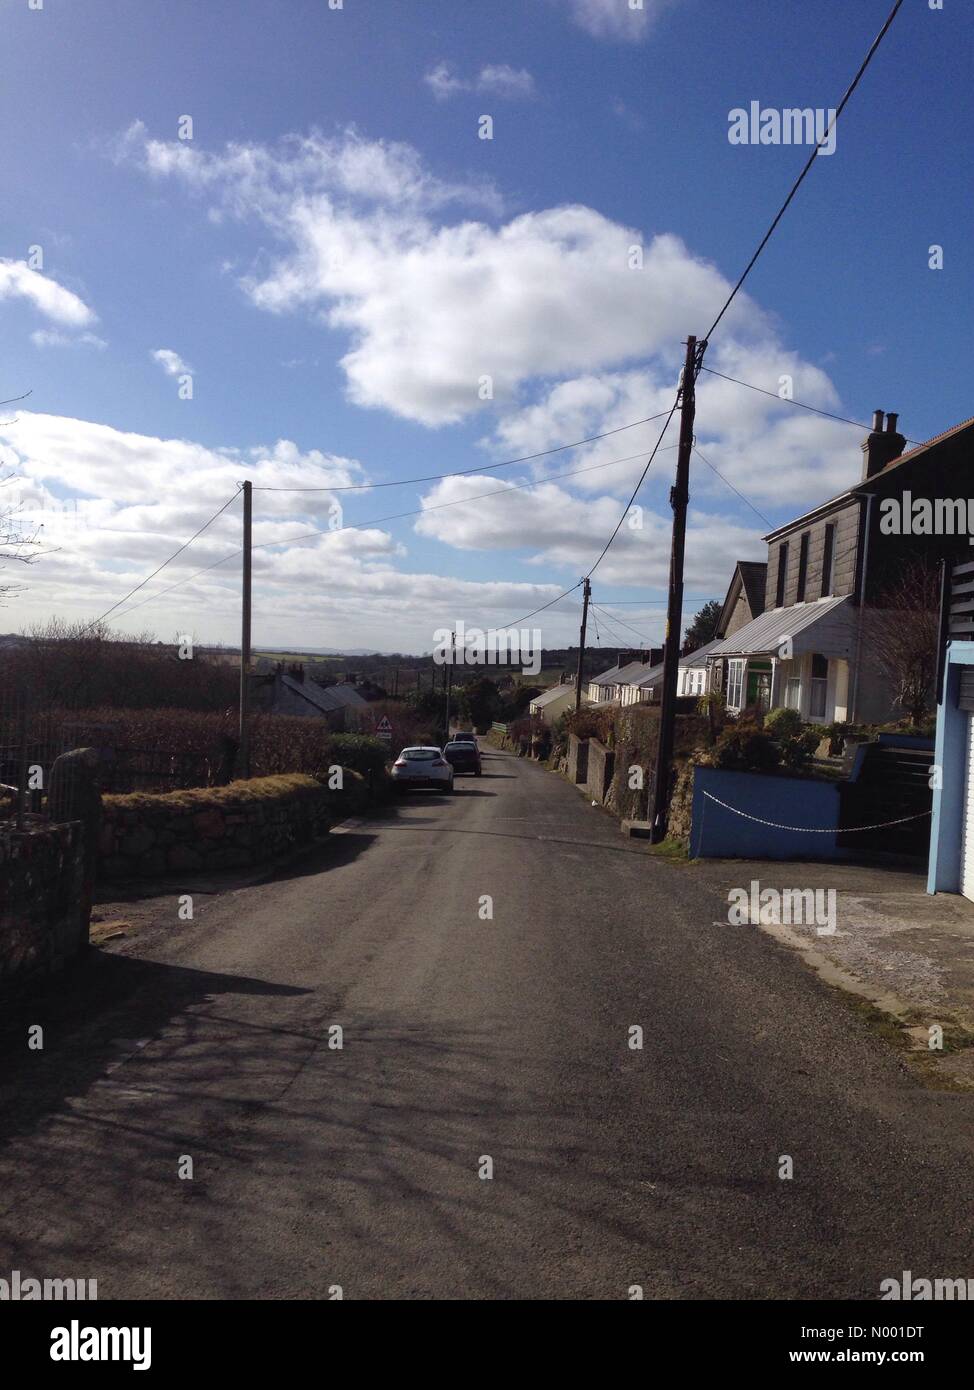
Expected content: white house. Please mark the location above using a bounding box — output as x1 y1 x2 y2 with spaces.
529 681 576 724
618 641 719 706
585 650 653 704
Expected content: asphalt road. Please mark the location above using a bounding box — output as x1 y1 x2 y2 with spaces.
2 745 973 1300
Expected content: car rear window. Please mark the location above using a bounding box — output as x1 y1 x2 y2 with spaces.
403 749 437 761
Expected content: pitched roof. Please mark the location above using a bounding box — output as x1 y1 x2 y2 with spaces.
765 415 974 542
530 682 574 708
590 661 628 686
680 638 722 669
279 672 366 714
322 682 368 709
627 640 721 689
718 559 767 635
738 562 768 618
707 594 855 658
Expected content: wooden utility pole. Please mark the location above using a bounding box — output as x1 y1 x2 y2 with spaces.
574 576 591 712
444 631 455 739
238 479 253 778
651 336 704 840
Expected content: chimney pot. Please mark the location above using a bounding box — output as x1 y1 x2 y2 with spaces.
861 409 905 480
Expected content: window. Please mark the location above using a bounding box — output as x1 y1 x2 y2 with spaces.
775 542 789 607
796 532 810 602
809 653 829 719
727 659 745 711
780 660 802 710
821 522 836 597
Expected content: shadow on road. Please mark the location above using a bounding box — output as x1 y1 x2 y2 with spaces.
0 953 310 1144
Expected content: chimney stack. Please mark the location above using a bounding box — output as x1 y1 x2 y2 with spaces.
861 408 905 481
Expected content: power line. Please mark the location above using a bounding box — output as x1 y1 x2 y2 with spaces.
692 445 774 528
698 366 921 442
91 490 240 626
702 0 905 343
108 443 661 625
586 395 680 577
250 408 676 493
497 584 585 631
598 596 718 605
590 602 652 645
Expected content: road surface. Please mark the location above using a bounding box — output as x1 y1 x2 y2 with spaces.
2 746 972 1299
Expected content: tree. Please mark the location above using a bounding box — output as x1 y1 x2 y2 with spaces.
683 599 722 653
0 468 40 604
457 675 500 730
870 558 941 726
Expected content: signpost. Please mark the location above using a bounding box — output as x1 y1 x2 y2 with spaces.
376 716 393 744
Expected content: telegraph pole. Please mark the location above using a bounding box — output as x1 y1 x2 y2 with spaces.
574 576 591 711
651 335 704 840
444 630 455 739
238 479 253 778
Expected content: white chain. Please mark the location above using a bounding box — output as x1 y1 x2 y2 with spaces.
702 790 931 834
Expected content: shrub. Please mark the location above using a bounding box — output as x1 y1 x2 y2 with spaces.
712 722 780 772
764 706 803 739
329 733 389 778
779 730 820 771
824 720 849 756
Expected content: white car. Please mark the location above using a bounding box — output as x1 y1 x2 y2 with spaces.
391 746 455 792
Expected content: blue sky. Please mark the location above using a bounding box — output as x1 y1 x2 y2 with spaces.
1 0 970 654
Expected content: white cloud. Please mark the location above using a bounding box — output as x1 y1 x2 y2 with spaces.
0 258 95 327
120 126 772 426
118 120 501 216
555 0 674 43
151 347 192 377
425 62 536 100
477 64 537 99
0 409 571 650
105 121 878 635
414 472 763 589
424 62 468 101
31 329 107 350
486 342 860 507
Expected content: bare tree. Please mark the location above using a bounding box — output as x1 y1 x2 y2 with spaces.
870 558 942 726
0 468 41 605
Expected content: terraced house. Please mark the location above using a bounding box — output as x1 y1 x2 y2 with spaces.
707 410 974 723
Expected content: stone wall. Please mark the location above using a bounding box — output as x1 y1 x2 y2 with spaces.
666 761 696 846
585 738 615 804
567 734 589 786
98 774 344 881
0 821 87 983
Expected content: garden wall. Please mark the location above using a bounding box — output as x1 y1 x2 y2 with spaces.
585 739 614 804
0 821 87 983
567 734 589 786
97 773 358 881
689 766 851 861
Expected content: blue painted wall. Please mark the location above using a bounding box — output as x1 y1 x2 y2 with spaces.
690 766 849 861
927 642 974 894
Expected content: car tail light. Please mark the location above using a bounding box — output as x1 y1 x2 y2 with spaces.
393 759 406 767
